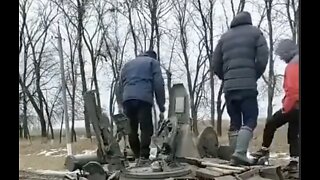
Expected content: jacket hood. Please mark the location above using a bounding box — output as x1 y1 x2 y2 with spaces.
275 39 298 63
230 11 253 28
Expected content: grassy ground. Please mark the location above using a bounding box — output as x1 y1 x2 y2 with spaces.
19 120 290 171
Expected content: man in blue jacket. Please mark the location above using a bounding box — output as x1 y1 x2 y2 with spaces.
117 50 165 166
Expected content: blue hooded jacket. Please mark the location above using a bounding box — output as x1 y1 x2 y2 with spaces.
116 53 165 112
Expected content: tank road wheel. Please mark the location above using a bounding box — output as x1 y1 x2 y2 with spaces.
120 164 191 180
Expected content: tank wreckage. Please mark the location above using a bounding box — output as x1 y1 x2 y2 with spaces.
63 83 299 180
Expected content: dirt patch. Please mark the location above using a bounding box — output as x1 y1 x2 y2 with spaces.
19 136 97 171
19 170 66 180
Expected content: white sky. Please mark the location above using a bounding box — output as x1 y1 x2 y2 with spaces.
20 0 296 125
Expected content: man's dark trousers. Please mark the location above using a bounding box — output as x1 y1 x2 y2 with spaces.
225 90 259 131
123 99 153 159
262 108 299 157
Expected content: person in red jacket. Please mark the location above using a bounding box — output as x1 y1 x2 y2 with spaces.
251 39 299 172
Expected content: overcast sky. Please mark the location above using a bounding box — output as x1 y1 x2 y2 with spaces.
20 0 295 126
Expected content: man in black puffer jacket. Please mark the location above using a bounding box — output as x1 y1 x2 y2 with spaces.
212 11 269 165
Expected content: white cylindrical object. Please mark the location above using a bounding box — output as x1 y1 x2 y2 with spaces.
67 143 72 156
57 25 72 155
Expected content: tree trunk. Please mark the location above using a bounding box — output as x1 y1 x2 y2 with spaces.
48 117 54 139
266 0 274 120
19 124 23 138
77 0 91 139
34 62 47 138
209 1 215 128
109 81 115 136
187 76 198 135
71 83 77 142
72 127 77 142
216 82 224 136
195 0 215 127
36 78 46 138
210 72 215 127
286 0 297 43
156 18 160 62
39 118 47 139
19 75 46 140
297 5 300 45
59 110 64 144
127 2 138 57
217 106 223 136
92 59 102 115
191 107 198 135
43 95 55 140
22 42 30 140
148 0 157 51
23 94 30 139
71 109 76 142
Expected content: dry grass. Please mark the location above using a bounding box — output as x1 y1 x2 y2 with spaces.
19 136 98 171
19 120 290 171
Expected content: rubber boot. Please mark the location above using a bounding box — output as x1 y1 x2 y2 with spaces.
228 131 238 154
231 126 254 166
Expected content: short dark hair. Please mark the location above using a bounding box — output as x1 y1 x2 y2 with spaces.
145 50 157 60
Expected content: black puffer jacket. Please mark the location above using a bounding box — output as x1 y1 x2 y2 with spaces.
212 11 269 92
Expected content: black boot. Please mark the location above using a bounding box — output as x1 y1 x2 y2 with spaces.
283 160 298 173
251 148 269 159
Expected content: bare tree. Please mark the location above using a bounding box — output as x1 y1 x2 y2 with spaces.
145 0 172 54
99 1 130 134
63 17 80 142
77 0 92 139
161 35 177 104
58 108 64 143
19 0 30 55
139 0 173 130
19 0 35 140
43 87 61 140
82 1 110 116
230 0 245 18
174 0 209 135
76 0 92 139
53 0 92 138
19 74 45 138
285 0 299 42
124 0 139 56
146 0 157 51
192 0 216 128
265 0 275 119
21 39 32 139
22 0 58 139
296 4 299 45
